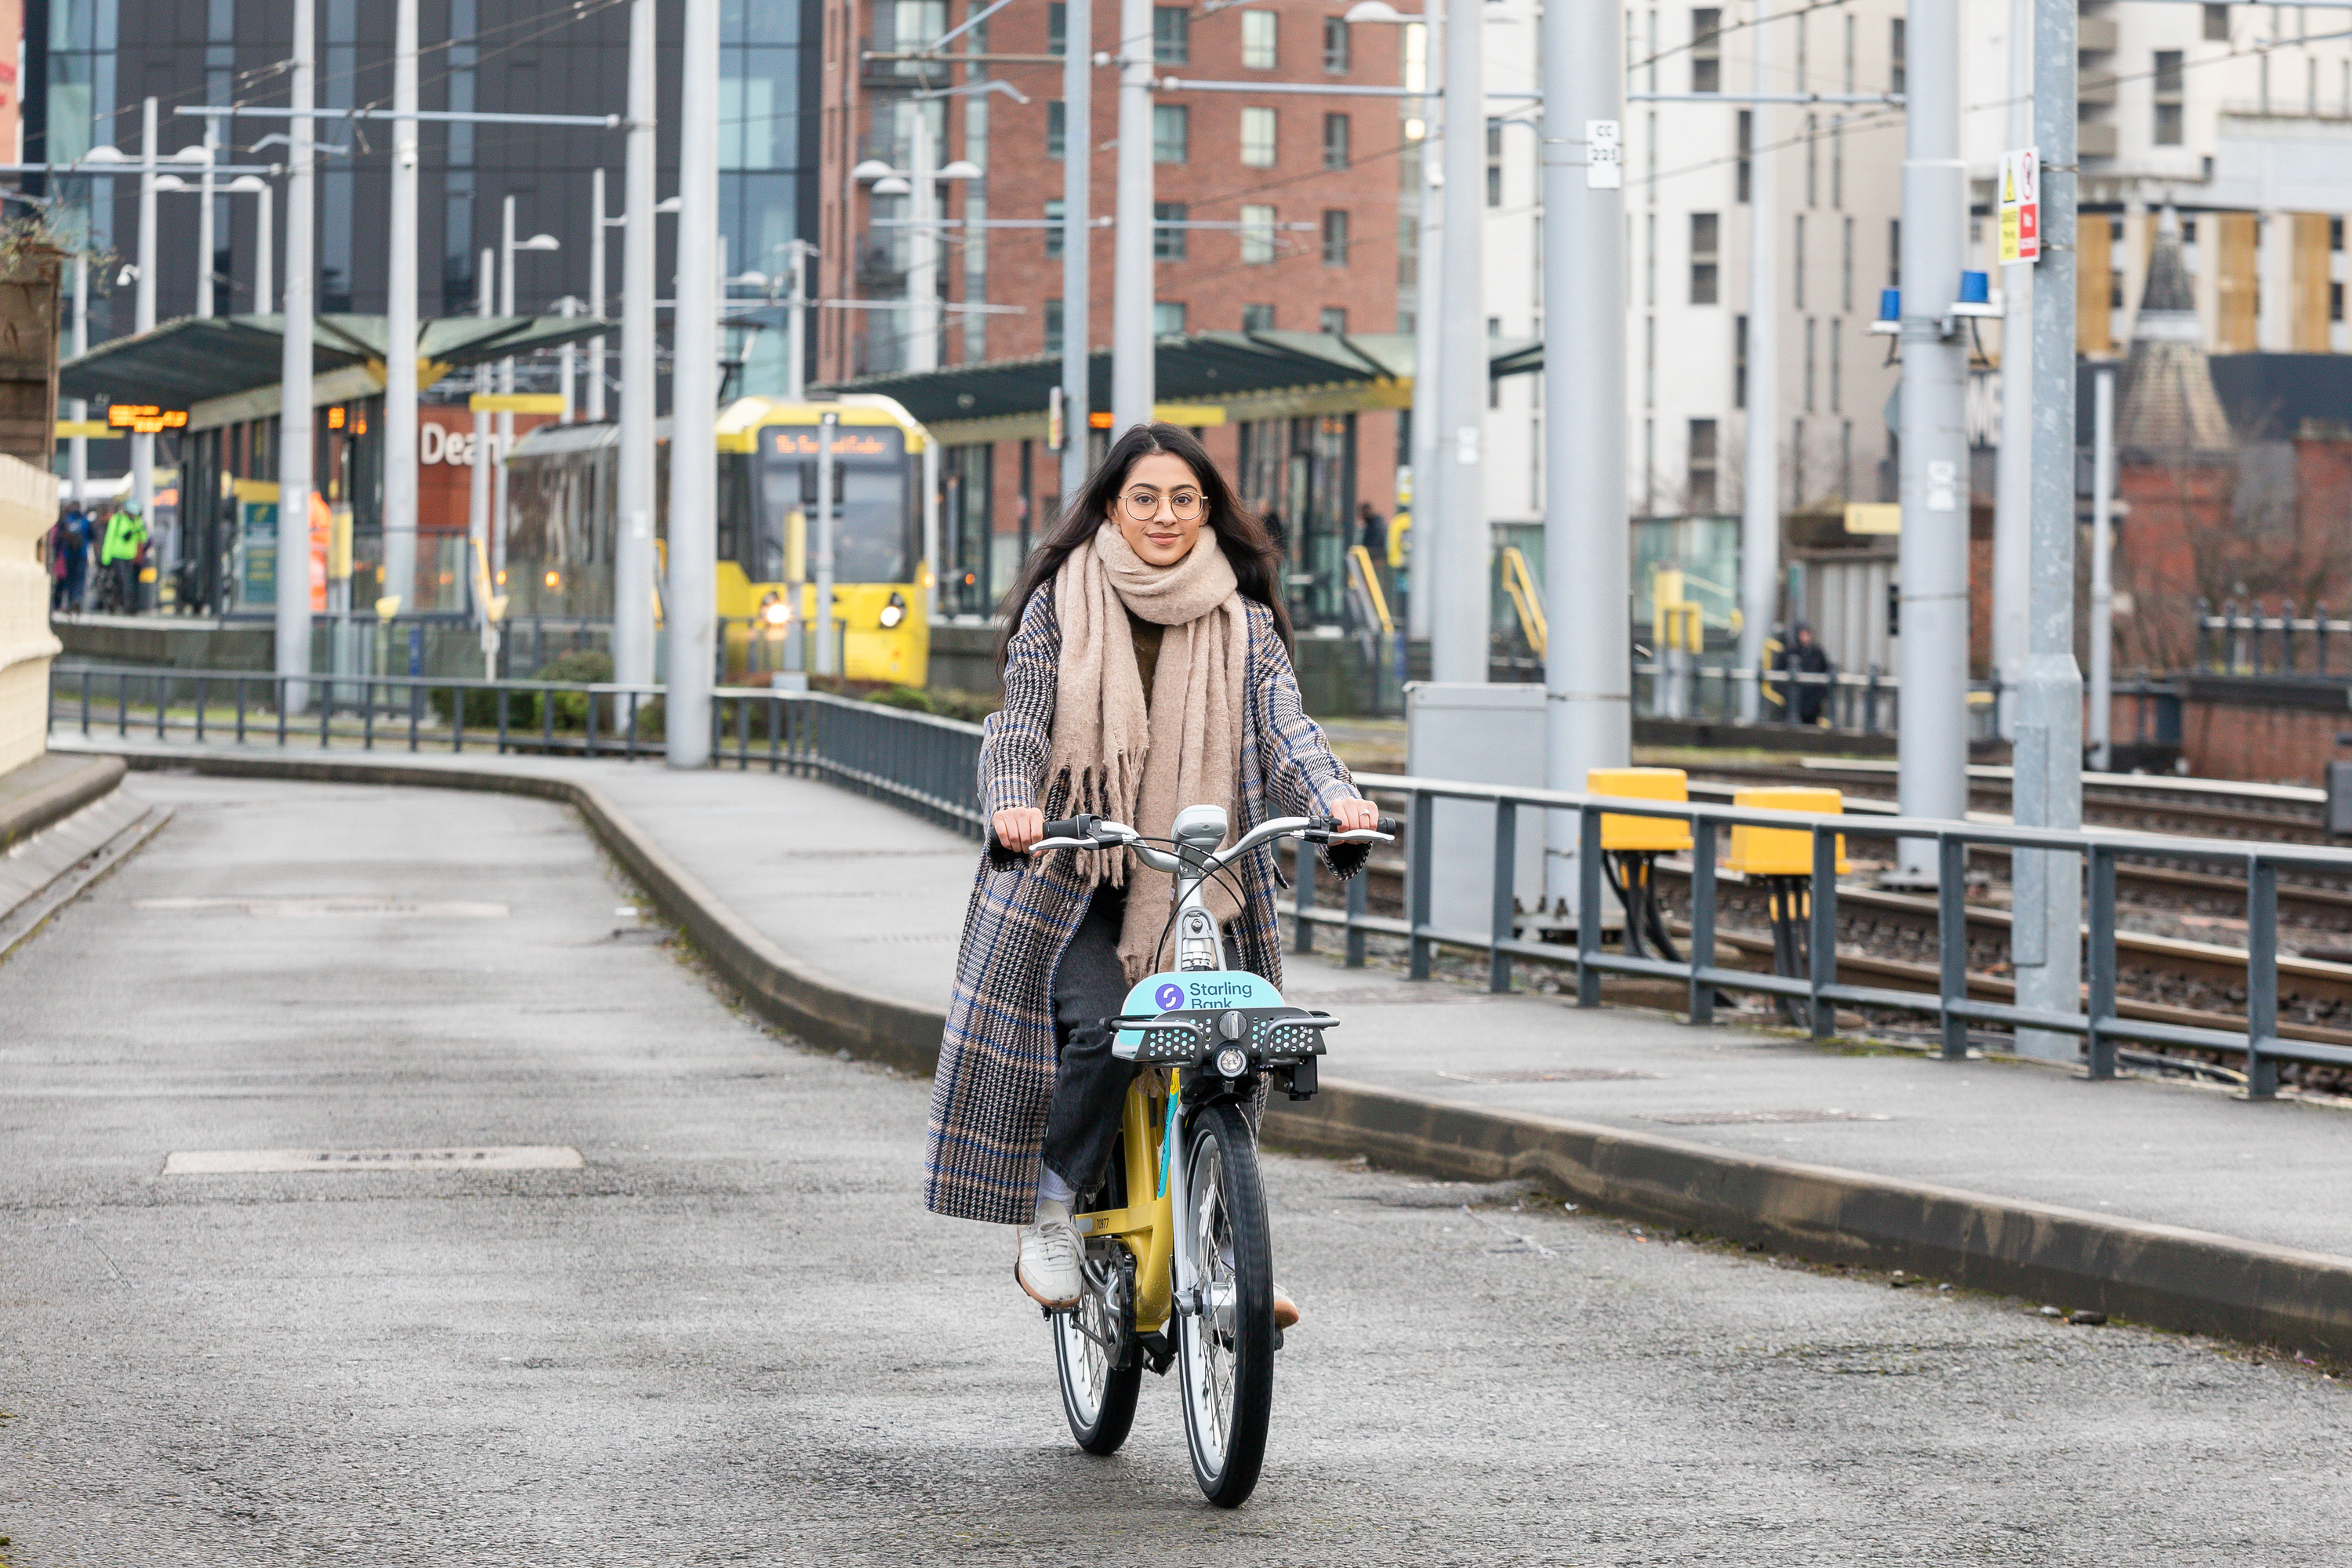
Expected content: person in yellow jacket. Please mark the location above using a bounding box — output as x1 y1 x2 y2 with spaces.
100 500 148 613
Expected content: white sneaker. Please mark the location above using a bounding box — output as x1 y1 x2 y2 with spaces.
1016 1200 1084 1308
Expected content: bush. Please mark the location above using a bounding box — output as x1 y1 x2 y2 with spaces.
536 650 612 731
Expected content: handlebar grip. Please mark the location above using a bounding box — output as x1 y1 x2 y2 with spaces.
1040 813 1098 842
1376 815 1401 837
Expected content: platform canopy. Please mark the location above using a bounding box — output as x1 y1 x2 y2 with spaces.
819 329 1537 445
60 312 607 430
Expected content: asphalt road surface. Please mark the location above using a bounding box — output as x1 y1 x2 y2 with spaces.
5 771 2350 1566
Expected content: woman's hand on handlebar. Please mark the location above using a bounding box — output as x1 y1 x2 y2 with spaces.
1330 797 1381 833
993 807 1044 854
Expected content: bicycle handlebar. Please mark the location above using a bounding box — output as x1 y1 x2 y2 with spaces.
1029 811 1396 869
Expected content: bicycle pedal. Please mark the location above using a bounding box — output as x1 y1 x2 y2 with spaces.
1272 1327 1286 1352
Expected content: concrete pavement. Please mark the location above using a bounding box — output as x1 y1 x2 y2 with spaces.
8 770 2352 1564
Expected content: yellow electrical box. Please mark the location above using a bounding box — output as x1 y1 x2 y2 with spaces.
1589 767 1694 853
1726 786 1849 876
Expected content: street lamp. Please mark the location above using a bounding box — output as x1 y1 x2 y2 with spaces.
853 152 979 374
495 198 561 579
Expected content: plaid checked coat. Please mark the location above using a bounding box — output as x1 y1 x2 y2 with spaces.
923 582 1363 1225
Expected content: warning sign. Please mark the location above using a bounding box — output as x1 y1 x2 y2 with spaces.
1998 147 2040 264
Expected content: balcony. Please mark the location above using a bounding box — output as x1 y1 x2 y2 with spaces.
2078 71 2119 107
2078 16 2118 53
2078 119 2120 158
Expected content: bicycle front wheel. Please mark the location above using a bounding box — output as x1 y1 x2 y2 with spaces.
1175 1101 1276 1508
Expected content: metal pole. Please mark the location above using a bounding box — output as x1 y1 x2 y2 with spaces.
196 116 216 317
614 0 657 687
382 0 419 614
588 166 608 423
1737 14 1777 721
1058 0 1091 502
666 0 720 767
814 411 838 674
277 17 315 706
2011 0 2082 1056
1407 16 1440 642
496 194 516 583
1543 0 1629 902
2089 363 2114 771
68 255 86 552
906 103 938 372
1430 0 1487 684
1111 0 1155 431
786 244 808 402
470 250 492 627
1891 0 1969 882
256 182 272 314
133 97 156 581
1990 0 2032 738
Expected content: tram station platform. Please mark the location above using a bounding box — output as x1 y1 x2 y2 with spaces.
38 731 2352 1355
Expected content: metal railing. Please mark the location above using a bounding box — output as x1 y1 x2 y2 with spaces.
45 661 984 837
1632 656 2187 743
2196 599 2352 678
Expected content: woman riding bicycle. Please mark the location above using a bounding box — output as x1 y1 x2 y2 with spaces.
922 423 1379 1322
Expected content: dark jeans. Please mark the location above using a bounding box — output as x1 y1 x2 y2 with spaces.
1041 885 1138 1200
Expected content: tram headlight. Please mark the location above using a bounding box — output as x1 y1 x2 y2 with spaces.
1214 1046 1249 1080
878 590 907 629
760 593 790 627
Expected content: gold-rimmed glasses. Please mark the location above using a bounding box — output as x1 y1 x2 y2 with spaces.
1121 486 1204 523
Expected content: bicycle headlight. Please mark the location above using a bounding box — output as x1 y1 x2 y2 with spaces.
1214 1046 1249 1080
878 590 907 629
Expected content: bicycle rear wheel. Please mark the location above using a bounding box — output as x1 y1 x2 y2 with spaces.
1175 1101 1275 1508
1054 1238 1142 1454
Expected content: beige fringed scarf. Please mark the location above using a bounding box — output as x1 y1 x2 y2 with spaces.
1045 523 1250 981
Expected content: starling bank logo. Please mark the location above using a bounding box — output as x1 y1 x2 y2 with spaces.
1155 982 1185 1011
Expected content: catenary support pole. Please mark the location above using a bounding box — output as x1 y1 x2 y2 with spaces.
1430 0 1487 684
666 0 720 767
196 116 216 317
1991 0 2031 737
1891 0 1969 883
1737 14 1777 721
560 296 577 418
470 252 492 627
68 255 86 566
496 195 516 581
1542 0 1630 901
277 20 315 707
906 103 938 372
614 0 657 688
2089 361 2114 771
1111 0 1154 430
1407 13 1441 641
786 243 808 401
588 166 608 423
813 411 837 674
381 0 420 614
133 98 156 577
255 180 273 314
1058 0 1091 502
2011 0 2082 1056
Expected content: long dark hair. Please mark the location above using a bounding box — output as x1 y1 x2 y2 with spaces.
996 423 1292 673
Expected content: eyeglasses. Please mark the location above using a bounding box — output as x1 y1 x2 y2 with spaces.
1120 487 1204 523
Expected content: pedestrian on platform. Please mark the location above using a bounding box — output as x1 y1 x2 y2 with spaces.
1779 622 1834 726
1357 500 1385 559
99 500 147 614
926 423 1380 1327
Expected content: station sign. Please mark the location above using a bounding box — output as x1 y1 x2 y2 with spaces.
107 404 191 434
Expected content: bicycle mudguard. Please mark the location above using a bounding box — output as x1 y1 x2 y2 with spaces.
1113 971 1283 1051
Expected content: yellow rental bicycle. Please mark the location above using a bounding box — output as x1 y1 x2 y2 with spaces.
1028 803 1393 1507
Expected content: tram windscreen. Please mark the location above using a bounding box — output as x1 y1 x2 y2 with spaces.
760 425 913 584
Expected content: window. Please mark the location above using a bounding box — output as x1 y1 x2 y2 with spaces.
1045 297 1064 354
1242 9 1278 69
1734 314 1748 408
1841 216 1853 310
1832 123 1843 208
1794 212 1806 308
1049 2 1065 55
1828 318 1842 412
1240 204 1277 264
1154 201 1188 260
1154 103 1189 163
1047 100 1065 160
2154 51 2185 145
1323 16 1351 72
1323 112 1352 169
1241 106 1278 167
1645 212 1657 305
1154 6 1189 64
2333 281 2345 323
1488 318 1501 408
1486 118 1504 206
1843 13 1854 91
1888 217 1900 286
1688 419 1719 511
1045 198 1065 257
1321 306 1348 334
1803 317 1817 411
1154 300 1186 335
1691 8 1722 93
1736 110 1751 203
1889 18 1904 95
1690 212 1719 304
1806 113 1817 206
2332 216 2345 252
2203 3 2230 42
1242 303 1276 331
1322 209 1350 266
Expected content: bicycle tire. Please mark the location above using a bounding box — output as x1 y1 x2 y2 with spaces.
1053 1239 1143 1454
1175 1101 1276 1508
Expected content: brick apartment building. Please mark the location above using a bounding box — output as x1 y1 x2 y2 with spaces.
817 0 1411 625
